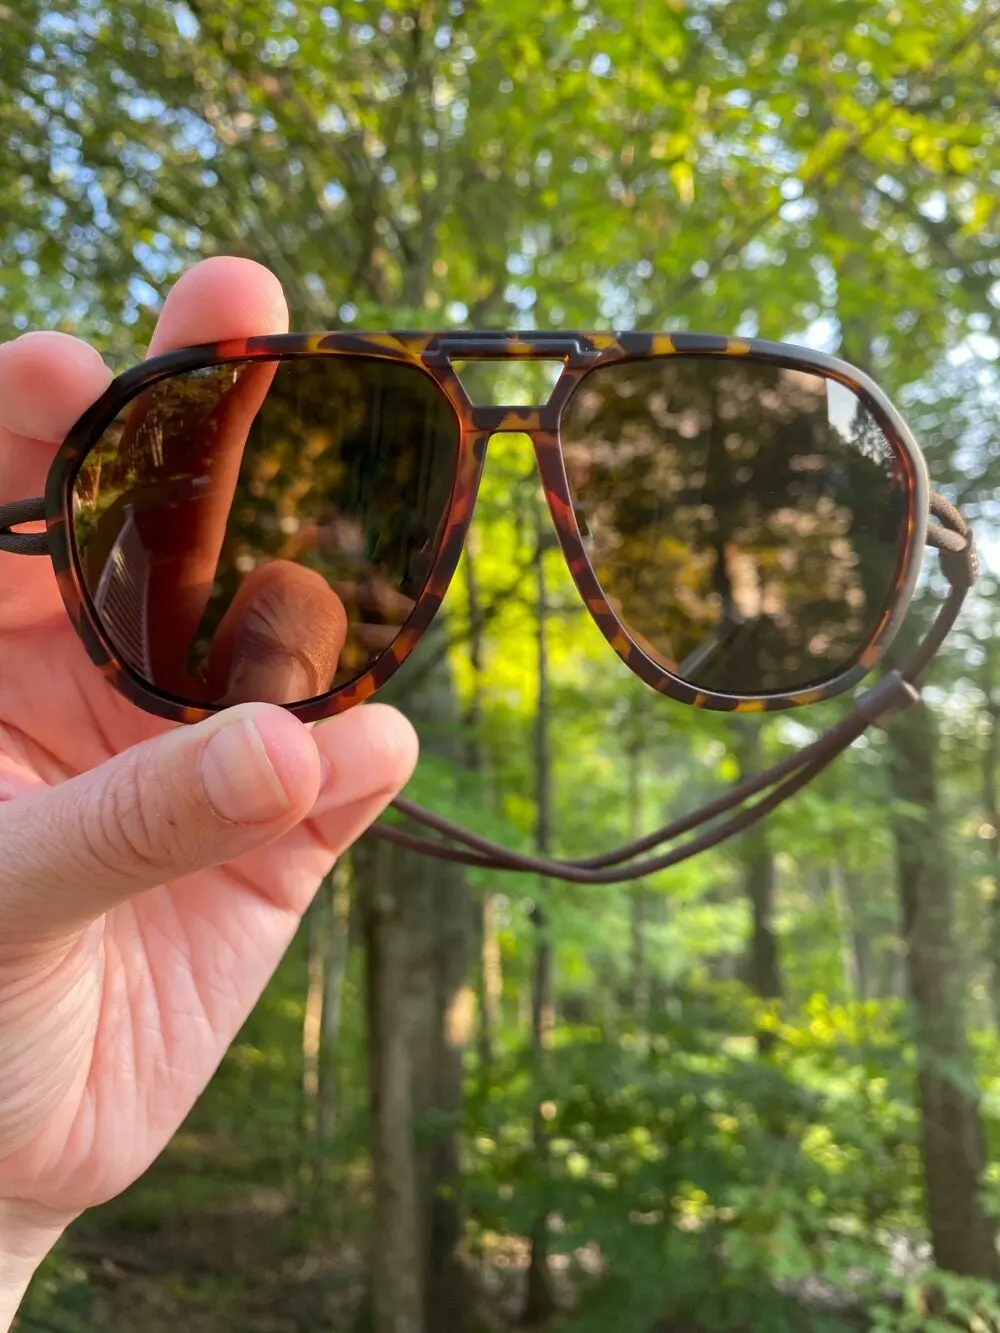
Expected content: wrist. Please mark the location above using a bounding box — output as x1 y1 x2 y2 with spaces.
0 1199 71 1331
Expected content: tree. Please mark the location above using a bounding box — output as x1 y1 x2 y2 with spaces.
733 721 784 1032
888 690 1000 1281
5 5 1000 1330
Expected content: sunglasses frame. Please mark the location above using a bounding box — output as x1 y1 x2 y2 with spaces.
44 330 929 725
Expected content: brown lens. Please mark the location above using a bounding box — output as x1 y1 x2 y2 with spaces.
71 356 460 706
560 357 910 696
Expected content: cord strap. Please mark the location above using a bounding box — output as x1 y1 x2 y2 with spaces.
373 492 976 882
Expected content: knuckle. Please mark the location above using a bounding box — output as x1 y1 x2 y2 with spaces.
85 750 182 874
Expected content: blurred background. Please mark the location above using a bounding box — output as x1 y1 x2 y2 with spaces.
2 2 1000 1330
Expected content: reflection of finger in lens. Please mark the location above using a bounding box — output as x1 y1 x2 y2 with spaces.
332 579 417 623
209 561 349 706
352 624 404 654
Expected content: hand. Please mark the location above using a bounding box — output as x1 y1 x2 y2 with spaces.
0 258 418 1326
74 311 419 705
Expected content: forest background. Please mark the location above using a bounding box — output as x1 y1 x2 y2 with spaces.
2 2 1000 1331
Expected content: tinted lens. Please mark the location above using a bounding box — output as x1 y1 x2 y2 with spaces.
71 356 460 706
560 357 910 695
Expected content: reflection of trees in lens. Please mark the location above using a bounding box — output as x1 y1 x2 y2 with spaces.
72 357 459 705
561 359 907 694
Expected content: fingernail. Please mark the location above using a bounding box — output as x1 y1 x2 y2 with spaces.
201 717 294 823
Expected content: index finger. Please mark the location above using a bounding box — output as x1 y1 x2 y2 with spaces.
73 259 290 694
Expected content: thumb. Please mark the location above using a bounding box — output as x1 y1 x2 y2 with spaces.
0 704 345 940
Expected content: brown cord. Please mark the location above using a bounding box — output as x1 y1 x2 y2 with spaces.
0 491 976 882
0 498 48 556
371 493 977 882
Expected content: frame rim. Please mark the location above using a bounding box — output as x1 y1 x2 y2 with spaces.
44 330 929 723
545 349 927 714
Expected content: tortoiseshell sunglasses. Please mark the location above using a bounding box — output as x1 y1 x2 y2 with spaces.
0 331 977 882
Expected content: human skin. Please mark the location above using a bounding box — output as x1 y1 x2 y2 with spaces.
0 257 419 1328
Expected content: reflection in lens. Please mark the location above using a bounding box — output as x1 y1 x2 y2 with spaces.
72 356 460 706
560 357 909 695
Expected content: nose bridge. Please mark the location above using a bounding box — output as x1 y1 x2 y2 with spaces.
424 333 600 431
466 423 570 571
427 333 598 362
472 422 570 540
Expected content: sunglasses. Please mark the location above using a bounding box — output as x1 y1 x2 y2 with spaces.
0 331 977 882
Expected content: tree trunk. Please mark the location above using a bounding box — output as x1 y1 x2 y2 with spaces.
478 893 503 1073
982 635 1000 1023
630 886 650 1024
742 830 782 1005
887 697 1000 1281
523 906 557 1327
834 303 996 1274
359 624 476 1333
834 863 874 1002
463 539 486 774
362 837 426 1333
463 541 503 1075
627 732 651 1032
318 857 353 1145
303 887 329 1137
733 720 783 1052
523 528 559 1326
409 844 474 1333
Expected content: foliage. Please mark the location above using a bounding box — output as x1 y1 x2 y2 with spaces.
5 0 1000 1330
463 988 918 1327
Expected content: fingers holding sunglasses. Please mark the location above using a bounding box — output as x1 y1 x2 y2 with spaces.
0 699 417 940
206 561 348 706
0 255 285 499
145 256 289 357
220 703 420 916
110 359 281 694
79 258 292 695
0 332 113 501
0 334 114 625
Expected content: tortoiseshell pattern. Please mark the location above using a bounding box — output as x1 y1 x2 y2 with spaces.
43 331 929 725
